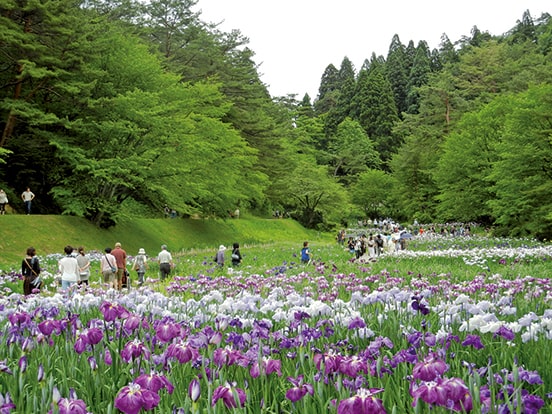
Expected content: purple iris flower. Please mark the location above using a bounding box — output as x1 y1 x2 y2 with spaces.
134 372 174 394
412 354 448 381
285 375 314 403
250 358 282 378
154 321 183 343
294 311 311 321
123 314 149 333
337 388 386 414
461 334 484 350
121 339 151 363
0 392 16 413
348 316 366 329
7 312 31 326
314 352 343 375
508 368 543 385
411 295 430 315
114 383 160 414
18 356 27 373
99 302 129 322
211 383 246 408
38 319 63 336
165 341 197 364
74 328 104 354
188 379 200 402
57 398 91 414
37 364 44 382
411 377 472 412
494 325 515 341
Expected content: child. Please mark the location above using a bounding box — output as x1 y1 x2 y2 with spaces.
300 241 311 264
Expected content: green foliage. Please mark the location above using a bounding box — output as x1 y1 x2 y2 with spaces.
0 215 327 267
350 169 394 218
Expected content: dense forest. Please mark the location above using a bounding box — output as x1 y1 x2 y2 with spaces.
1 1 551 238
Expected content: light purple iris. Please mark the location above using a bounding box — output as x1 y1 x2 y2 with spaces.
114 383 160 414
211 383 246 408
188 379 200 402
337 388 386 414
0 392 16 412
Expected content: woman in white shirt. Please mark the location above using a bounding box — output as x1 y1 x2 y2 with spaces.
58 245 79 289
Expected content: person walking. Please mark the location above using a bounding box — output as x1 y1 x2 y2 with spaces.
300 241 311 264
21 187 35 215
132 248 148 286
231 242 242 267
22 246 41 295
111 242 127 290
76 246 91 286
0 189 8 215
58 245 79 290
157 245 173 280
215 245 226 268
101 247 118 289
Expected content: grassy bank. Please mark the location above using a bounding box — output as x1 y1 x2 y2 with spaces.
0 215 331 266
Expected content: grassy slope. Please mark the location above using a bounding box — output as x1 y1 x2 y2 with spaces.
0 215 331 266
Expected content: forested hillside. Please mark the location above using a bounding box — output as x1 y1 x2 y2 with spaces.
1 2 551 238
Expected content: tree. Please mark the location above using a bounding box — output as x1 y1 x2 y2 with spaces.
279 159 348 229
328 118 381 185
351 66 399 164
488 85 552 239
351 169 394 218
406 41 432 114
434 98 511 223
315 64 340 114
386 34 408 116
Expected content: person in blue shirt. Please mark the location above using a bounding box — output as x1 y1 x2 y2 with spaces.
300 241 311 264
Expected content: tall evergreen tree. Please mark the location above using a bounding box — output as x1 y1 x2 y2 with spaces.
314 64 340 114
406 41 432 114
351 66 399 164
386 34 408 116
324 57 357 135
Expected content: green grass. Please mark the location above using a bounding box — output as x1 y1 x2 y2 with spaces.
0 214 332 267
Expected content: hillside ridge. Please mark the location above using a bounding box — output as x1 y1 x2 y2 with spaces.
0 215 329 266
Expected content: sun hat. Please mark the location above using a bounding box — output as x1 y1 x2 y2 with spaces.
219 245 226 250
138 248 146 255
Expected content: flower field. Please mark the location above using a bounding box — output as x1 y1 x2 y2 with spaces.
0 234 551 413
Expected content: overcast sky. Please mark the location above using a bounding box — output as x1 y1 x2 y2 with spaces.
194 1 550 99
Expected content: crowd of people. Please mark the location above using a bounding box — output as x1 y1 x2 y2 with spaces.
20 240 245 295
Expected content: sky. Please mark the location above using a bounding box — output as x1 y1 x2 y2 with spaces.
193 1 550 99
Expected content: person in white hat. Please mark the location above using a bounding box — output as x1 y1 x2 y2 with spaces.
215 245 226 267
132 248 148 286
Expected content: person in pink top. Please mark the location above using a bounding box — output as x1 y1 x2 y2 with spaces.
111 242 127 290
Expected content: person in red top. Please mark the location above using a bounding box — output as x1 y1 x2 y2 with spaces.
111 242 127 290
